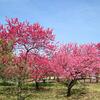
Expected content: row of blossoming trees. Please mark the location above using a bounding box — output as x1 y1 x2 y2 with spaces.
0 18 100 99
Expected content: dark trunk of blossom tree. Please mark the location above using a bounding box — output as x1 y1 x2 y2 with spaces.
35 81 39 90
96 74 99 83
53 76 56 80
90 78 92 83
43 79 46 83
49 76 51 80
83 78 85 83
57 77 60 82
67 79 77 97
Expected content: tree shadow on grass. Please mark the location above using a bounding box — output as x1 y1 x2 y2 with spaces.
0 82 55 99
0 81 15 86
22 82 54 91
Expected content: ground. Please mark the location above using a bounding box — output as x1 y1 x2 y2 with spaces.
0 80 100 100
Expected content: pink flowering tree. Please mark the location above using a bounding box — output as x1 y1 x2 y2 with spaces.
95 43 100 82
52 43 100 96
0 18 55 100
27 53 53 89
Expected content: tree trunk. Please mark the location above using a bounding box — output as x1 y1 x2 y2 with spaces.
84 78 85 83
96 74 99 83
67 86 71 97
35 81 39 90
49 76 51 80
67 79 77 97
57 77 60 82
90 77 92 83
43 79 46 83
53 76 56 80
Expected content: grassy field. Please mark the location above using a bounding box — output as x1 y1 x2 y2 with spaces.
0 81 100 100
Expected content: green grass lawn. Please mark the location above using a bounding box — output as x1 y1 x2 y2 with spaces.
0 81 100 100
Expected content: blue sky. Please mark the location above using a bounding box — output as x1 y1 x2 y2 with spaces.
0 0 100 44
